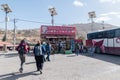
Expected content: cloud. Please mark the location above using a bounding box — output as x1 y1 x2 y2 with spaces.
99 0 120 4
100 11 120 17
96 11 120 22
73 0 84 7
116 14 120 18
96 16 111 22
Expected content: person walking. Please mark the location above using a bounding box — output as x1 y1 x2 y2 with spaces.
41 41 46 62
79 43 84 54
58 41 62 53
75 42 79 56
16 39 28 73
46 42 51 61
33 41 44 74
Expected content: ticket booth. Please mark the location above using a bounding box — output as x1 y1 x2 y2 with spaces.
40 25 76 53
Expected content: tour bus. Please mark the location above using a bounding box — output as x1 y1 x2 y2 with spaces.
86 28 120 55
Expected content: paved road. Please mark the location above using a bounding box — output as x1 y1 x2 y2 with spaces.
0 52 120 80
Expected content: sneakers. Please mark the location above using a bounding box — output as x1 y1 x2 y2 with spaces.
40 70 42 74
19 68 23 73
37 69 40 71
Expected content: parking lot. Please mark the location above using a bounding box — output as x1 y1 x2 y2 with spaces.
0 52 120 80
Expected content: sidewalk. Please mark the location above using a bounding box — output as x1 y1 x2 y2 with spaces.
0 52 120 80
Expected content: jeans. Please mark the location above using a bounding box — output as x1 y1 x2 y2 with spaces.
19 54 25 68
46 52 50 61
75 50 79 56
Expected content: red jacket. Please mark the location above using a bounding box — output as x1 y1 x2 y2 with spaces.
16 43 28 53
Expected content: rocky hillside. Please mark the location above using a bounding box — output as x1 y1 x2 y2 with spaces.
0 29 40 44
70 23 118 39
0 23 119 43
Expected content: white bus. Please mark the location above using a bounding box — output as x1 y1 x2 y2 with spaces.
87 28 120 55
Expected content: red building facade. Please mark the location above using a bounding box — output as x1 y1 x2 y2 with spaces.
41 25 76 39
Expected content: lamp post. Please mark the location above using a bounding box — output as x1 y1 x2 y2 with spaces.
13 18 17 50
48 7 57 26
88 11 96 31
1 4 12 41
102 21 105 29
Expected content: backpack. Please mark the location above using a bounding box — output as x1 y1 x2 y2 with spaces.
34 45 42 56
18 45 26 54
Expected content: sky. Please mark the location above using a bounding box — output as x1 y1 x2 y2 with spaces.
0 0 120 30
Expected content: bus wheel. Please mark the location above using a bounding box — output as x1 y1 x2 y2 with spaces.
95 47 101 53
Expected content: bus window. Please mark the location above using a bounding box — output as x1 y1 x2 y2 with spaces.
87 34 91 40
102 31 107 38
107 30 115 38
115 29 120 37
97 32 103 38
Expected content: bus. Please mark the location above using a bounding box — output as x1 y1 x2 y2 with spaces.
86 28 120 55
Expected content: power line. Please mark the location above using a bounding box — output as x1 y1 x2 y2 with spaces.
1 18 67 26
17 19 51 24
15 18 65 25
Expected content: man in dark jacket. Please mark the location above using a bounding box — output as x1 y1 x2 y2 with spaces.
33 41 44 74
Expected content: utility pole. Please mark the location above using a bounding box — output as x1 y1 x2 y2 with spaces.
13 18 17 50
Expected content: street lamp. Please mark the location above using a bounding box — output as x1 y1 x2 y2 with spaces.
1 4 12 41
48 7 57 26
13 18 17 50
88 11 96 31
102 21 105 29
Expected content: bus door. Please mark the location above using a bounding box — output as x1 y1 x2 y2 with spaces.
107 38 114 54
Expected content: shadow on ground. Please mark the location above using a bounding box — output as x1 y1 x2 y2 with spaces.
0 71 40 80
25 61 36 65
81 53 120 65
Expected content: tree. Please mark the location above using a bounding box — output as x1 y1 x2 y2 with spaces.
78 36 85 40
2 35 6 42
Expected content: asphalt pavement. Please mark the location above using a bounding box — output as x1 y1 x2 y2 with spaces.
0 52 120 80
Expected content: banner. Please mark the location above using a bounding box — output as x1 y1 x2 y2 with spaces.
41 25 76 36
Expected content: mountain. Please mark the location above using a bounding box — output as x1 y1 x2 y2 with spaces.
0 23 119 43
70 23 119 39
0 29 40 44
